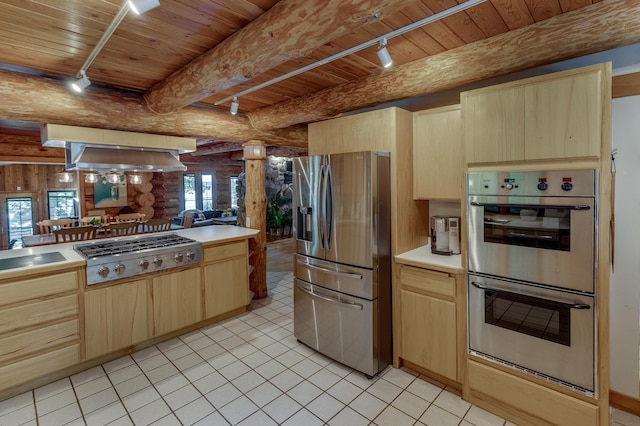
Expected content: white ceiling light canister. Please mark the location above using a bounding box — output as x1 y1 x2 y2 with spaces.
376 38 393 69
128 0 160 15
230 96 239 115
71 70 91 93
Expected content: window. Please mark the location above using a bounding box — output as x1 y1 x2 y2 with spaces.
202 174 213 210
183 174 196 210
183 173 215 210
230 176 239 208
48 190 77 219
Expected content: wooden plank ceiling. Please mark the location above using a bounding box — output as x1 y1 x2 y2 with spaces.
0 0 609 158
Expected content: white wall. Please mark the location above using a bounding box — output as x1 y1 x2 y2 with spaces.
610 95 640 397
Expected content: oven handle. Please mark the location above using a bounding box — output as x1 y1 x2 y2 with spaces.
470 281 591 310
297 285 363 310
507 231 554 240
469 201 590 211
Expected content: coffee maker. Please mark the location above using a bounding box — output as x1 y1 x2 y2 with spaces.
430 216 461 255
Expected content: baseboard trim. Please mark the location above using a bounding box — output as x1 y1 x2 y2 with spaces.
610 390 640 416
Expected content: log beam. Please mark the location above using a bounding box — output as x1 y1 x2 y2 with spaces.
0 71 308 147
247 0 640 129
0 135 64 163
190 142 244 156
143 0 419 114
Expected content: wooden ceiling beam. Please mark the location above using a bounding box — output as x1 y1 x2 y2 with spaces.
0 71 308 147
143 0 419 114
190 142 244 156
0 134 64 163
247 0 640 129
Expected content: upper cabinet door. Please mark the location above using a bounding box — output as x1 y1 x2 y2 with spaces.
413 105 464 200
463 86 525 164
524 70 602 160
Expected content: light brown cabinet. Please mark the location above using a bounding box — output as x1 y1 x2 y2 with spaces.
413 105 464 200
84 279 151 360
463 63 607 164
0 269 81 394
203 241 249 319
152 267 202 335
397 264 463 382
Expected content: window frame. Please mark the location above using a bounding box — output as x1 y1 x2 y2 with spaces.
47 190 77 219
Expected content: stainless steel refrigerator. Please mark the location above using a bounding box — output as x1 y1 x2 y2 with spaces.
292 151 391 378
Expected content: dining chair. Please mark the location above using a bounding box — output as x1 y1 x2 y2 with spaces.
37 218 75 234
103 222 139 236
54 226 95 243
181 212 194 229
143 218 172 233
115 213 146 223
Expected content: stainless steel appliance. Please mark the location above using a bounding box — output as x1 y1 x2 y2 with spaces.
430 216 461 255
466 169 598 396
468 169 596 293
293 151 391 378
75 233 202 285
468 273 594 393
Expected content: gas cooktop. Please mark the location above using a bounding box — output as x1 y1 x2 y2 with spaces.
75 233 202 285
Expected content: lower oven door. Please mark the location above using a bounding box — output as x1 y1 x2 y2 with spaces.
294 279 377 376
468 273 595 393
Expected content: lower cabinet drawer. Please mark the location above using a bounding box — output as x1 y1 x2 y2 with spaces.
0 319 79 364
0 295 78 334
399 265 455 299
203 241 246 263
0 344 79 390
467 360 598 426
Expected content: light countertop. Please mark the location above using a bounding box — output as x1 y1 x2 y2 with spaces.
0 225 259 280
395 245 465 274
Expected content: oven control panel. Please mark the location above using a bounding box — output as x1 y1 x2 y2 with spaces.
467 169 596 197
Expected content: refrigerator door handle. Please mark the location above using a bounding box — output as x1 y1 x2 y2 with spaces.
319 164 326 248
296 259 363 279
297 285 364 310
326 162 334 250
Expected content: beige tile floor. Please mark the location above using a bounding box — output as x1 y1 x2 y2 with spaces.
0 238 637 425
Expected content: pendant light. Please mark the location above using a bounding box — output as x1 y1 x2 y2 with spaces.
57 171 74 183
84 172 99 183
106 171 121 184
129 174 143 184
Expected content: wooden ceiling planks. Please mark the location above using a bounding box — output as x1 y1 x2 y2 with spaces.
0 0 612 153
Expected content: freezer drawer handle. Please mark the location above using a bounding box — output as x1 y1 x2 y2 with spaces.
297 259 363 279
297 285 363 310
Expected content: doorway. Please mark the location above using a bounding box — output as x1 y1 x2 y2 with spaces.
0 192 37 249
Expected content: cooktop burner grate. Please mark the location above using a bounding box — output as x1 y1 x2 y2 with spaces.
75 234 198 258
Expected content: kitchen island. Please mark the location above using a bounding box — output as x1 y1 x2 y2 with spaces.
0 225 258 401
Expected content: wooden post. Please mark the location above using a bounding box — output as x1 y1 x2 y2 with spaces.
243 140 268 299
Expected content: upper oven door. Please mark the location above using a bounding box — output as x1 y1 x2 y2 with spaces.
468 195 595 293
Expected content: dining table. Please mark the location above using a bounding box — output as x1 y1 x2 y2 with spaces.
21 223 184 248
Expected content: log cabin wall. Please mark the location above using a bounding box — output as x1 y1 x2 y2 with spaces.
0 164 77 222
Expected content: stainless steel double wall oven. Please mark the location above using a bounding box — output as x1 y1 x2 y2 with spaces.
467 169 597 395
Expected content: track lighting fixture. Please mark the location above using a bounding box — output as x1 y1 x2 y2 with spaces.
128 0 160 15
377 38 393 69
69 0 160 94
230 96 239 115
71 70 91 93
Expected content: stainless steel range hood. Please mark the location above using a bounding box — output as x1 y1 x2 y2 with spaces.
65 143 187 172
42 124 196 172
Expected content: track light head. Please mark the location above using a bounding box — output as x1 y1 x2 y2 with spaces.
230 96 239 115
71 70 91 93
377 38 393 69
128 0 160 15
